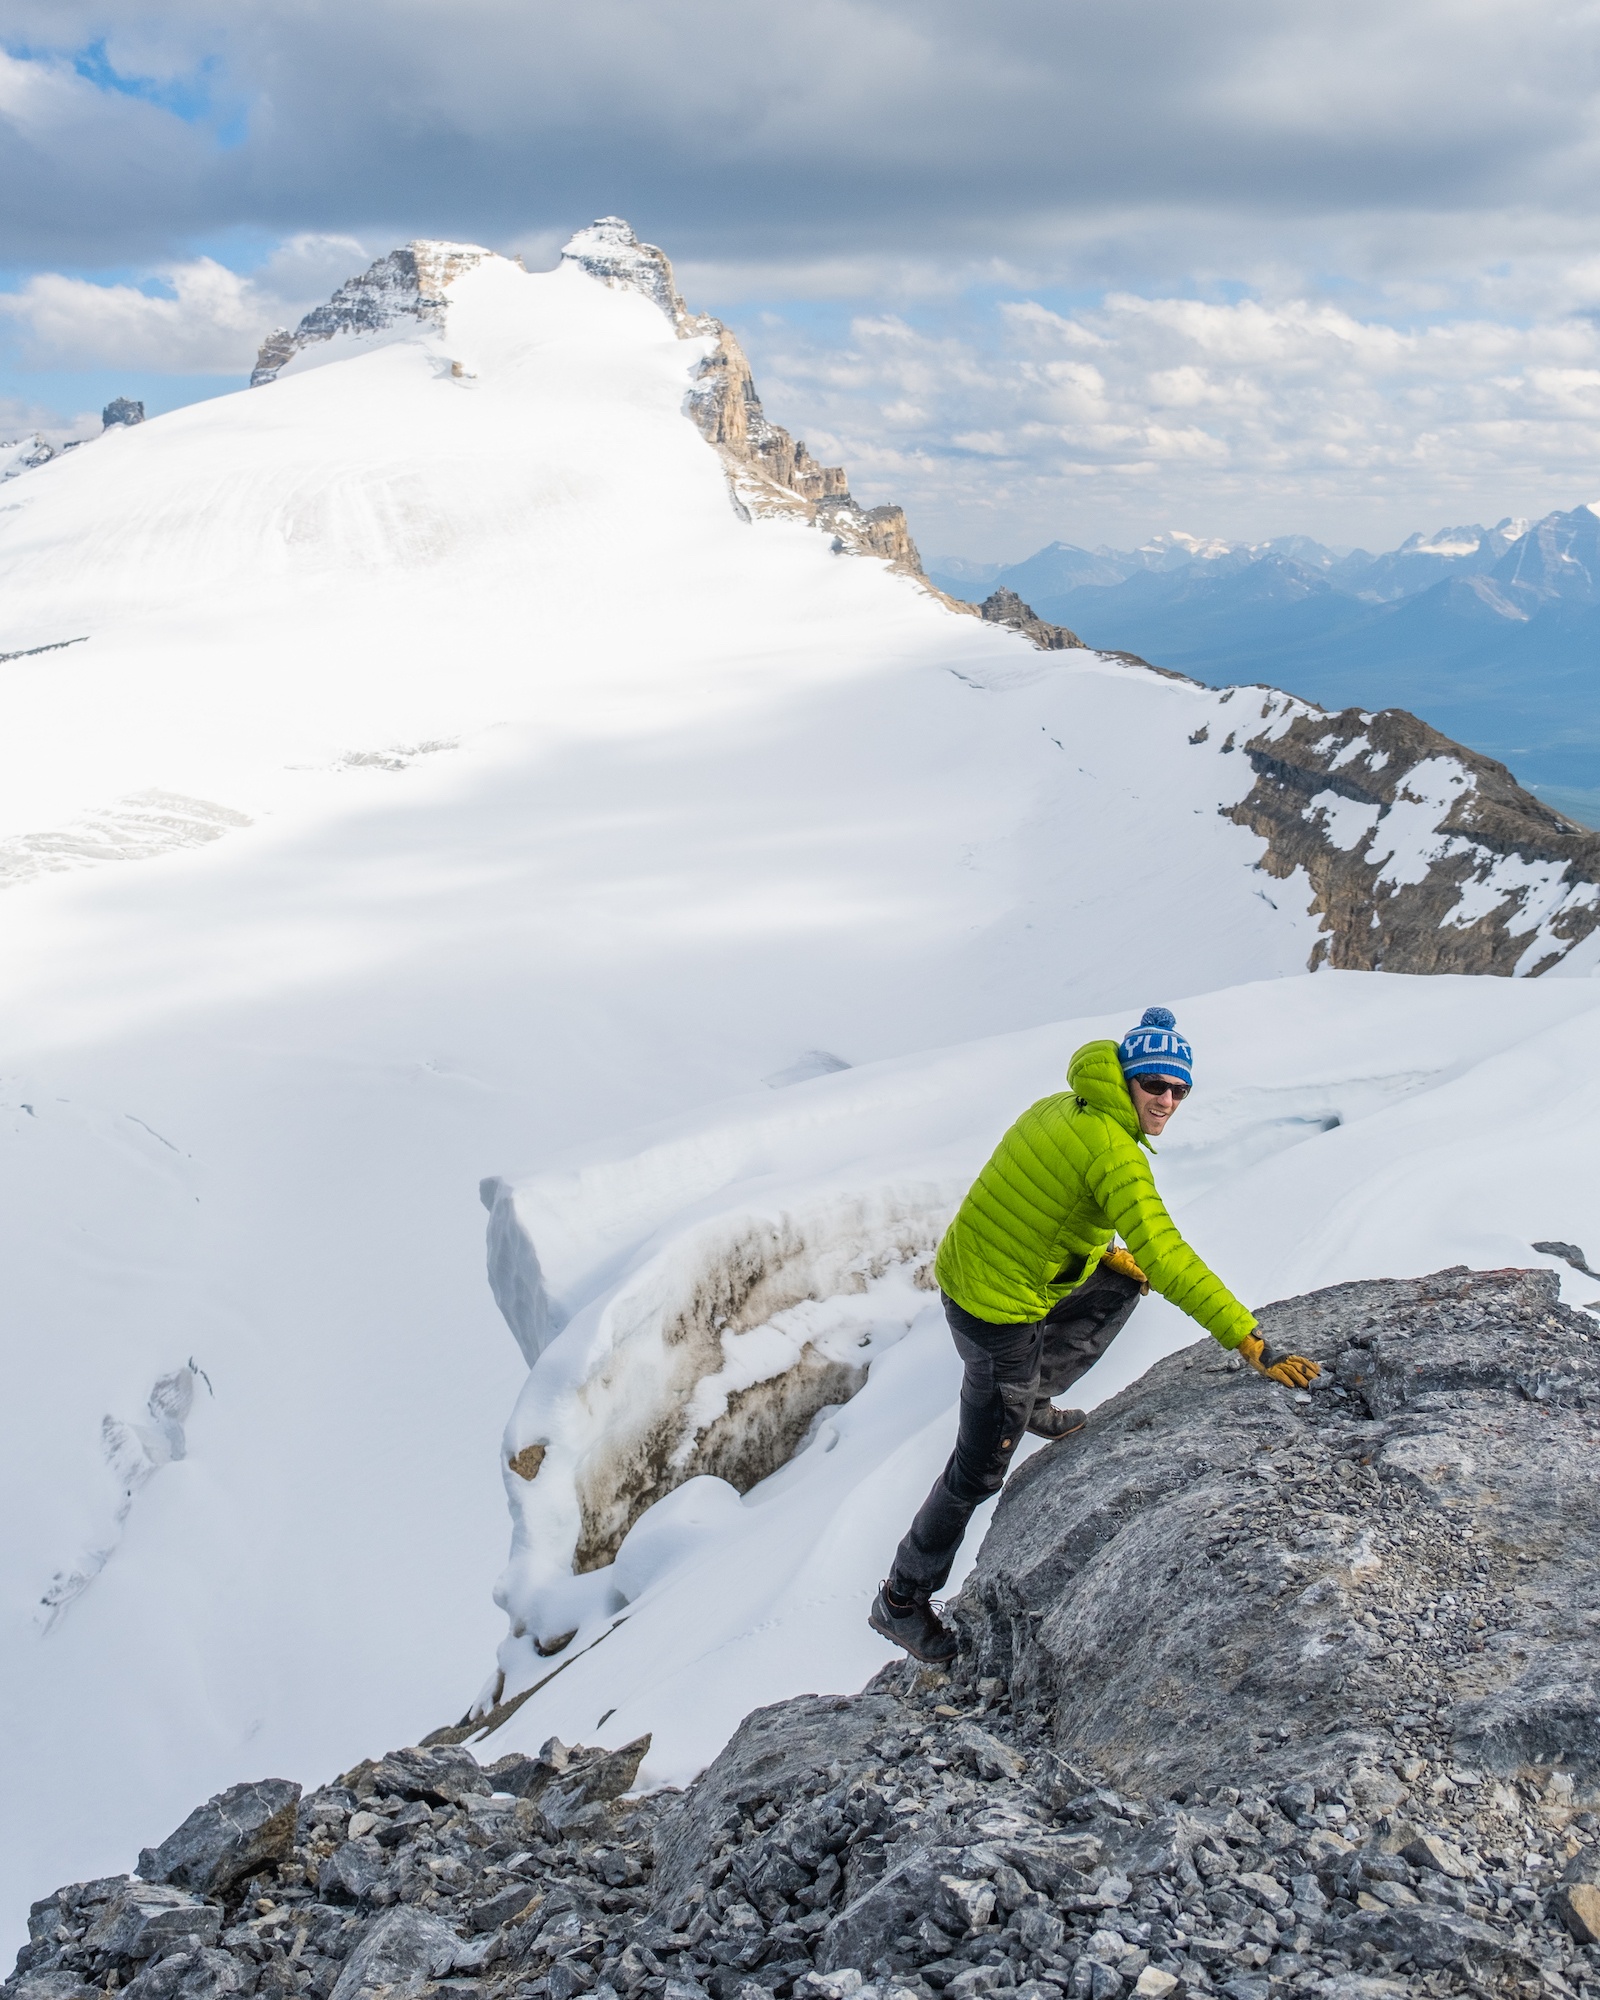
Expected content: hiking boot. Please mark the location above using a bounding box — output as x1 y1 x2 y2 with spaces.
1027 1402 1087 1441
868 1583 960 1664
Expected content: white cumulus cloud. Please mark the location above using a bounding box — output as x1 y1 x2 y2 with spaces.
0 234 369 373
738 284 1600 553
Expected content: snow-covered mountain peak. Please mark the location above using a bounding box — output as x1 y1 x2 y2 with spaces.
250 239 496 385
1142 528 1236 562
559 216 702 332
1406 525 1487 556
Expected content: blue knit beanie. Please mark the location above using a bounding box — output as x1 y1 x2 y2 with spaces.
1118 1006 1193 1086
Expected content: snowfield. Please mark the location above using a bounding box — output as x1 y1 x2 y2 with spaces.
0 235 1594 1942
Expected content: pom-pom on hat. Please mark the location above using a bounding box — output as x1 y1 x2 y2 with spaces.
1118 1005 1193 1087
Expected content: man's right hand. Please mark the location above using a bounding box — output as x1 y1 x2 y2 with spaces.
1238 1332 1320 1389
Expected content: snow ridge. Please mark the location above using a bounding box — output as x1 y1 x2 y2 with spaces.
559 217 924 573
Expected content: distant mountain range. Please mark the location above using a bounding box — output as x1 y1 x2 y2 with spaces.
928 510 1600 827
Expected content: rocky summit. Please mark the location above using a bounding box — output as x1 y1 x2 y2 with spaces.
10 1268 1600 2000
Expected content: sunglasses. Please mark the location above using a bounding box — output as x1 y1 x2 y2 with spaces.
1132 1074 1191 1101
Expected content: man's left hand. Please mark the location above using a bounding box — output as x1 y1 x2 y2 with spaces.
1101 1245 1149 1293
1238 1333 1321 1389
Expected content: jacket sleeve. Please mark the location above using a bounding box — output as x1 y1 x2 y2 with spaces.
1082 1125 1257 1348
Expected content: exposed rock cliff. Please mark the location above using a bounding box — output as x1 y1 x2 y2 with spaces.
961 1266 1599 1805
12 1268 1600 2000
250 244 490 386
1217 698 1600 975
975 591 1085 652
561 219 923 575
0 434 58 482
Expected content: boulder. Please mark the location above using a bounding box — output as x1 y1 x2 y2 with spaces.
136 1779 301 1896
948 1723 1024 1782
467 1882 541 1933
122 1948 255 2000
816 1845 961 1971
958 1267 1600 1801
81 1885 220 1962
1326 1904 1526 1980
318 1837 389 1904
327 1907 463 2000
5 1977 97 2000
1557 1881 1600 1945
652 1693 910 1908
342 1747 488 1807
1398 1830 1472 1879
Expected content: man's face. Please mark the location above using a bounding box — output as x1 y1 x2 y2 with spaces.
1128 1071 1188 1136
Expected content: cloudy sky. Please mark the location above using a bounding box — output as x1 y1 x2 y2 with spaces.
5 0 1600 557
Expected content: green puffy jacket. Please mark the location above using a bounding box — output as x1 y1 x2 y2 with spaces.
933 1038 1257 1348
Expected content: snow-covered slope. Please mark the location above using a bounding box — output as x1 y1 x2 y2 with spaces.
0 228 1590 1943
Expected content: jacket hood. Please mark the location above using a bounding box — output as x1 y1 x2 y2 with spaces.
1067 1039 1147 1146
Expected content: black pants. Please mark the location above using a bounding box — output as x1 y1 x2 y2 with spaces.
888 1268 1142 1600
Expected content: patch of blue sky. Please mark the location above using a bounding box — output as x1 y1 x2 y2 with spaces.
5 38 250 148
70 37 218 123
0 366 246 430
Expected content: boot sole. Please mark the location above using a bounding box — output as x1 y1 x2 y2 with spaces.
867 1605 960 1665
1026 1415 1087 1440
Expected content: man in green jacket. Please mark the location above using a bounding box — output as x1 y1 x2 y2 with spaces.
870 1005 1320 1663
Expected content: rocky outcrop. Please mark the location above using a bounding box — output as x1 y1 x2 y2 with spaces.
0 433 60 482
102 399 144 428
137 1782 302 1898
14 1267 1600 2000
1219 697 1600 974
960 1266 1600 1799
561 219 923 577
975 591 1084 652
250 244 490 387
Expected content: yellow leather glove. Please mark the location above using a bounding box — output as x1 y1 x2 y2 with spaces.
1238 1332 1321 1389
1101 1245 1150 1294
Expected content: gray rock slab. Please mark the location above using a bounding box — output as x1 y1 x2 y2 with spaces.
570 1734 651 1804
956 1267 1600 1800
327 1908 464 2000
467 1882 541 1933
5 1976 97 2000
348 1747 488 1807
1327 1903 1526 1979
81 1885 221 1963
318 1837 389 1904
123 1946 256 2000
652 1693 911 1909
137 1779 302 1895
817 1846 962 1972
